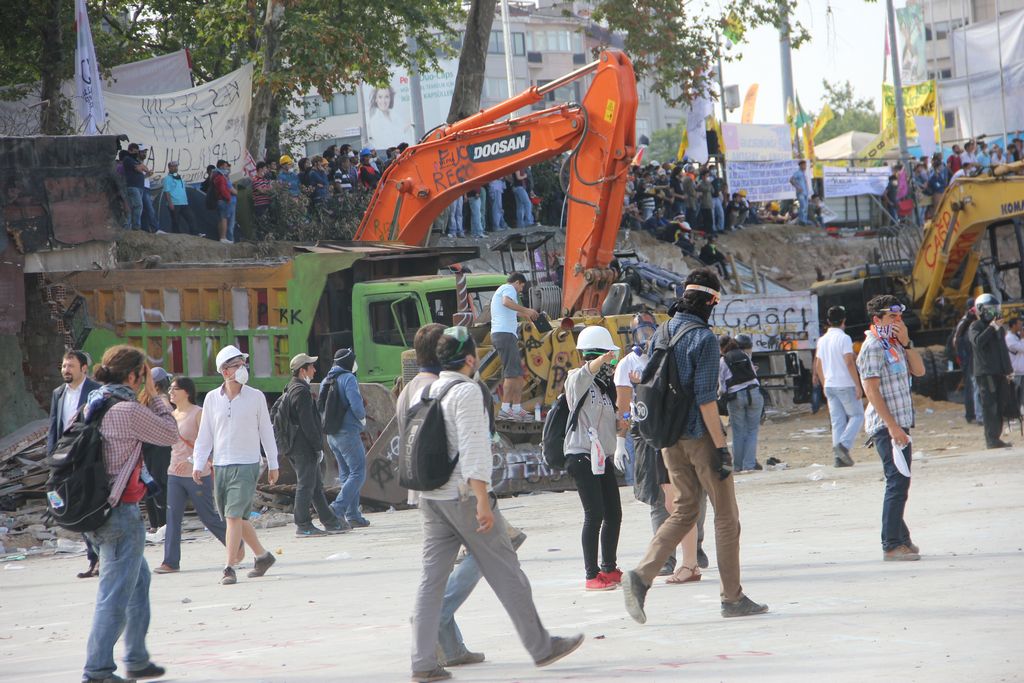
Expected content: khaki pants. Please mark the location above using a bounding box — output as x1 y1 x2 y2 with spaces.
634 432 744 603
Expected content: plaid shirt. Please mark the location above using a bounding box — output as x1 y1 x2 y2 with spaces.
665 312 718 439
857 333 914 436
99 396 179 505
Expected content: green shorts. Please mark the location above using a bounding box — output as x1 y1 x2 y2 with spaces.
213 463 260 520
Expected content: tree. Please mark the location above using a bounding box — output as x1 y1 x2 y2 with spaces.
647 122 685 165
815 80 880 141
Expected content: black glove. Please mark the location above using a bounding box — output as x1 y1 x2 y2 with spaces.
714 446 733 480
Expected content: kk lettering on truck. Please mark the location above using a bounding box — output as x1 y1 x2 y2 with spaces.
468 132 531 163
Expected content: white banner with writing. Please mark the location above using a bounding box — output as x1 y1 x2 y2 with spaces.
823 165 891 198
725 160 797 203
709 291 820 351
104 64 253 182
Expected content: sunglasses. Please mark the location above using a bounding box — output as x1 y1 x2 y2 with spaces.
876 304 906 314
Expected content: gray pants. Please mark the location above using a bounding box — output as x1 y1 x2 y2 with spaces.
412 495 551 672
163 474 227 569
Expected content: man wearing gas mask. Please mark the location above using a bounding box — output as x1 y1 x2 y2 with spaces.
968 293 1014 449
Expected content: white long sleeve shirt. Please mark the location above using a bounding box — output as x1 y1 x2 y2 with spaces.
192 383 279 472
419 371 493 501
1006 330 1024 375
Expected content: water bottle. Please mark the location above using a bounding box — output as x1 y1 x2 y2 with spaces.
534 403 542 422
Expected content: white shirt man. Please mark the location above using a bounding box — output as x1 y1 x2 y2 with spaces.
489 272 538 421
814 307 864 467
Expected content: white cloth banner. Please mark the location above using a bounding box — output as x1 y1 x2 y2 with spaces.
721 123 791 161
938 60 1024 140
823 166 891 198
105 50 193 96
914 115 937 157
708 291 820 351
104 64 253 183
74 0 105 135
684 96 714 163
950 9 1024 77
725 160 797 203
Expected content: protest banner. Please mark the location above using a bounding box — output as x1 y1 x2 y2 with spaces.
725 160 797 203
708 291 820 351
881 80 940 149
721 122 792 161
823 165 891 198
104 64 253 182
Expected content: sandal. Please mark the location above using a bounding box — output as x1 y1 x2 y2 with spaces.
665 565 702 584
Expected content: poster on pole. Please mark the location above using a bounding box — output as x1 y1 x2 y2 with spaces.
103 64 253 182
725 160 797 203
823 166 891 198
896 4 927 84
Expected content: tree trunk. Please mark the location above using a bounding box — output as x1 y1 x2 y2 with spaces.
445 0 497 124
246 0 285 158
264 95 282 164
38 0 66 135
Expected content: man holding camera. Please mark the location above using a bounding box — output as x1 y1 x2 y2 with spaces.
621 268 769 624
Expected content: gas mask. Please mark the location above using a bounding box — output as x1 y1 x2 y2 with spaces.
233 366 249 385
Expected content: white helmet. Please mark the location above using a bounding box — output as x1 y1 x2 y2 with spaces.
215 344 248 370
576 326 620 352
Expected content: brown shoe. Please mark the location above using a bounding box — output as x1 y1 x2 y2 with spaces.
153 564 179 574
906 541 920 555
883 545 920 561
247 551 276 578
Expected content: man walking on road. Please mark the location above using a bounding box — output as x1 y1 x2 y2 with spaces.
192 345 280 585
489 272 539 421
408 326 582 682
621 269 768 624
320 349 371 528
790 160 810 226
856 296 925 561
969 294 1014 449
814 306 863 467
281 353 348 536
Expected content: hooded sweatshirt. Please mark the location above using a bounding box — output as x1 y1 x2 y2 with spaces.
318 365 366 434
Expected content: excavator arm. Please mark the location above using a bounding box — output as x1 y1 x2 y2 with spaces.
353 49 638 314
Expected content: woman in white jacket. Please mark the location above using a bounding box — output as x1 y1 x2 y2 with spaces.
564 326 623 591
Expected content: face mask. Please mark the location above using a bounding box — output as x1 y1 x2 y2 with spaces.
233 366 249 385
874 324 894 339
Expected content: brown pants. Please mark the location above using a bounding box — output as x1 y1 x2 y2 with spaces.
634 432 744 603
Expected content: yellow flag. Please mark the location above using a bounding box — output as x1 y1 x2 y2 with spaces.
741 84 758 124
676 125 688 161
706 115 725 155
812 103 834 141
802 124 815 160
786 97 797 146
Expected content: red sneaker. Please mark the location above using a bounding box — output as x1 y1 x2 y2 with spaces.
585 575 616 591
598 568 623 585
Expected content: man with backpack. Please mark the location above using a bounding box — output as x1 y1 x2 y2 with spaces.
278 353 348 536
319 348 371 528
77 344 179 683
408 326 583 682
622 268 769 624
191 345 280 585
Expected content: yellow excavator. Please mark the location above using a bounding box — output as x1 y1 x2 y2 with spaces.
812 160 1024 397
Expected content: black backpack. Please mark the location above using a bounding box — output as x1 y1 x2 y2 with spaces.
633 320 707 449
541 392 587 470
44 398 123 532
270 392 294 454
399 380 462 491
315 378 348 432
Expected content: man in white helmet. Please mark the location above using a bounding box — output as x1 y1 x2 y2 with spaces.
968 293 1014 449
192 345 280 585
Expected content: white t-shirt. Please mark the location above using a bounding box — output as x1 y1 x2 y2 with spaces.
490 283 520 336
62 383 83 431
817 326 856 388
613 351 647 388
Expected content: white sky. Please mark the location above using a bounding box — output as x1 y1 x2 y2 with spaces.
721 0 888 124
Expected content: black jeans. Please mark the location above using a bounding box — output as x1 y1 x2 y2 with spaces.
168 204 198 234
977 375 1003 446
567 455 622 579
291 449 340 529
142 445 170 530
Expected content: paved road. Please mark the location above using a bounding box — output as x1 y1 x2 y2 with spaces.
2 448 1022 682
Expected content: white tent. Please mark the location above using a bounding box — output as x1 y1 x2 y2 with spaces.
814 131 877 160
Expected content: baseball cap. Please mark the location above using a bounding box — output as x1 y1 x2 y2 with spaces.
215 345 248 371
138 144 149 151
289 353 319 371
360 147 372 157
150 367 171 383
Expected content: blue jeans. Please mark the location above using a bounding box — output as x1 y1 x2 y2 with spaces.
872 428 913 551
163 474 226 569
227 197 237 241
727 387 763 471
126 187 143 229
140 189 158 232
448 196 464 236
513 186 533 227
83 504 152 679
488 187 508 230
327 430 366 520
712 196 725 232
468 196 484 237
438 552 483 661
824 386 865 451
797 193 809 224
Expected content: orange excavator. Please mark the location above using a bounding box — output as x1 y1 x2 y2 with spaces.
354 49 638 314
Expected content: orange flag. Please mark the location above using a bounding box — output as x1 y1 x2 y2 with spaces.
741 84 758 124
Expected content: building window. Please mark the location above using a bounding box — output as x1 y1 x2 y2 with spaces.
512 32 526 56
942 110 956 129
303 96 330 119
528 29 573 52
331 92 359 115
636 119 651 143
638 82 650 103
484 77 511 100
488 30 505 54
